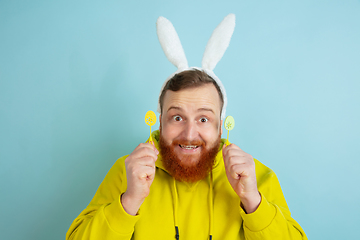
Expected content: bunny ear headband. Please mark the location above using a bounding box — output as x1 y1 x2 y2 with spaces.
156 14 236 120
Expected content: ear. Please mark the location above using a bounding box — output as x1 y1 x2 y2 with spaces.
202 14 235 71
156 16 189 71
159 114 162 132
220 119 223 136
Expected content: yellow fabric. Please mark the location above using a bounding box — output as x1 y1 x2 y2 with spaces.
67 130 307 240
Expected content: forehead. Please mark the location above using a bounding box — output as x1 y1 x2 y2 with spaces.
162 84 222 115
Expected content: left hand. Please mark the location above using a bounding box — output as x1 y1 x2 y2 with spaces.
222 143 261 213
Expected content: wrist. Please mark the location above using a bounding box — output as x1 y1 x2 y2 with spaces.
240 192 261 214
121 192 144 216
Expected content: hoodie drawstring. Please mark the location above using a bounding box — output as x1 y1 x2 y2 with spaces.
209 171 214 240
172 178 180 240
171 171 214 240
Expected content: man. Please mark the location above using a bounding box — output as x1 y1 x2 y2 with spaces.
66 15 307 240
66 70 307 240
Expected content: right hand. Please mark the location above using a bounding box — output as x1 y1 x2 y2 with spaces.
121 143 159 215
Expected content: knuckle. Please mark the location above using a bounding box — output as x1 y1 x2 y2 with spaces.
129 168 138 177
228 148 235 155
227 155 239 164
145 157 156 166
125 156 132 165
246 162 255 172
230 164 238 173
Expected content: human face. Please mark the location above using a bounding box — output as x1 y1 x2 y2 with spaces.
160 84 223 166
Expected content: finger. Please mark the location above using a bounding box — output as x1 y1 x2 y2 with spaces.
224 143 245 153
224 150 244 168
222 143 231 159
126 155 157 171
152 143 159 156
136 156 157 168
129 161 156 178
136 165 156 180
225 149 252 165
126 157 156 174
226 149 248 160
140 142 159 157
228 163 249 180
223 143 239 158
131 146 159 160
134 143 159 154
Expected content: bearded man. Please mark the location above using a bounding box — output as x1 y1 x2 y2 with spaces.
66 70 307 240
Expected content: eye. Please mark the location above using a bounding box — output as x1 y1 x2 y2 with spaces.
173 115 182 122
200 117 208 123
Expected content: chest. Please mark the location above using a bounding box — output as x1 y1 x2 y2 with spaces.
132 169 243 240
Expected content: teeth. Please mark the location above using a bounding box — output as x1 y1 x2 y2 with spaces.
180 145 198 149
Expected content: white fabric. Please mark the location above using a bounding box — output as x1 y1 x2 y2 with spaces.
202 14 235 71
156 16 189 71
156 14 236 120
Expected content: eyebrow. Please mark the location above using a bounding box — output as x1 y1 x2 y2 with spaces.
166 106 181 113
167 106 215 114
198 107 215 114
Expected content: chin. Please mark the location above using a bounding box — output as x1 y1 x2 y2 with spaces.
178 157 200 167
174 150 202 166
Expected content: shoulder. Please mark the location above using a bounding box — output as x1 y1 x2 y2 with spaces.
253 158 279 186
112 154 129 172
100 154 129 183
254 158 273 174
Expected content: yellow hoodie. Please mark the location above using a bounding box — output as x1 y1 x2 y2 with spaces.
67 130 307 240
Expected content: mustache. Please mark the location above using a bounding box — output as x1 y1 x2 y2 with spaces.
172 139 205 147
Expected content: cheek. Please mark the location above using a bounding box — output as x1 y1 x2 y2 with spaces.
161 122 182 143
200 123 221 143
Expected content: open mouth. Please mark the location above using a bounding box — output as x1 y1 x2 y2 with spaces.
179 145 199 150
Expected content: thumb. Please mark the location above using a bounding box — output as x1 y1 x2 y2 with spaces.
152 142 159 156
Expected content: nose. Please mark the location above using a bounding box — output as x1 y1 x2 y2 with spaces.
182 120 199 141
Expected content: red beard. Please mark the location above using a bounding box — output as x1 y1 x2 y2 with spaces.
159 133 221 183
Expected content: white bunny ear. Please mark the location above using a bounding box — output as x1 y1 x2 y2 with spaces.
156 16 189 70
202 14 235 71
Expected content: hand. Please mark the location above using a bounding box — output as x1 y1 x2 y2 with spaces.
121 143 159 215
222 143 261 213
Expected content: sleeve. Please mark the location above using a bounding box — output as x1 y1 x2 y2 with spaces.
239 160 308 240
66 155 140 240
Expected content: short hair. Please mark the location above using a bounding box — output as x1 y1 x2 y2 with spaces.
159 69 224 116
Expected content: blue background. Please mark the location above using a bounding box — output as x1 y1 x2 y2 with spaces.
1 0 359 239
